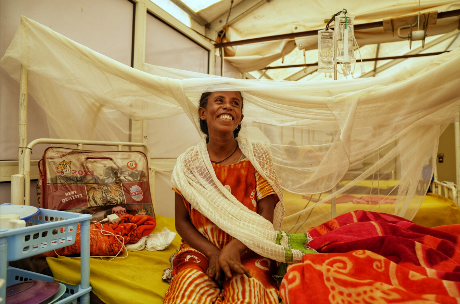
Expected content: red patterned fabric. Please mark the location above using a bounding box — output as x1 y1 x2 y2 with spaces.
164 159 279 304
281 211 460 303
39 214 156 256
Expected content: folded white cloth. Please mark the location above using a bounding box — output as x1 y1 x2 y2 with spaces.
125 235 148 251
146 227 177 251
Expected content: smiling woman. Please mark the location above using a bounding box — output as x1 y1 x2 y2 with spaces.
198 91 244 145
199 91 243 164
164 91 280 304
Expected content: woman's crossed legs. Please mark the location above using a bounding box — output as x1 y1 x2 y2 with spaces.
164 253 279 304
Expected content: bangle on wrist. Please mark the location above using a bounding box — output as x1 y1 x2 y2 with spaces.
240 248 249 256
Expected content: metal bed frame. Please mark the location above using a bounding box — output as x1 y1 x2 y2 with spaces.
431 180 458 206
11 66 155 208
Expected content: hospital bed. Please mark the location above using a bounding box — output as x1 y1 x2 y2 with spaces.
7 64 460 303
9 184 460 304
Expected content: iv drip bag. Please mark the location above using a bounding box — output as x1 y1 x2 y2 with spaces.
318 29 334 74
335 14 355 64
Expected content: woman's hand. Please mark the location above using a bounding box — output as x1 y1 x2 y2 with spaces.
206 247 221 280
219 239 252 279
175 192 225 281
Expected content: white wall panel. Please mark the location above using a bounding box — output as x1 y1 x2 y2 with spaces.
215 56 243 79
0 181 38 207
154 172 175 218
0 0 134 161
145 13 210 217
145 13 209 72
145 13 208 159
0 0 134 205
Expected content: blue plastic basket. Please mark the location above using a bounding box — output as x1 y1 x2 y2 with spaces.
6 267 92 304
1 206 92 304
0 208 91 260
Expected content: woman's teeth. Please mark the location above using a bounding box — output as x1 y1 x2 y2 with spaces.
219 114 232 120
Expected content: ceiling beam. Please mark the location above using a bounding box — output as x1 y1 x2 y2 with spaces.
169 0 210 26
360 30 459 78
258 70 273 79
206 0 270 40
284 65 318 81
243 70 272 79
215 9 460 48
373 44 380 75
445 32 460 50
216 21 382 47
243 72 256 79
265 51 452 70
267 49 451 80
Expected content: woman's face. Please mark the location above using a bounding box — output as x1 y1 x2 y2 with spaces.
199 91 243 137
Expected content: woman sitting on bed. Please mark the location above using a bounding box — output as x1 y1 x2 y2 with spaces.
163 91 280 304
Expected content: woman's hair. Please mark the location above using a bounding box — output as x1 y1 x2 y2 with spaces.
199 91 243 143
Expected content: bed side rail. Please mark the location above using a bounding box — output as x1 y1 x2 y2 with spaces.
431 180 458 206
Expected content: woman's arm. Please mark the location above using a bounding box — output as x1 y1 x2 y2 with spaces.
219 194 275 279
257 194 275 223
174 192 222 280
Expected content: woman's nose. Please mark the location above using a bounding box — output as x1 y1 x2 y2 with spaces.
222 100 232 109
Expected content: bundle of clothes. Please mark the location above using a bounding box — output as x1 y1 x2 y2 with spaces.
39 214 156 257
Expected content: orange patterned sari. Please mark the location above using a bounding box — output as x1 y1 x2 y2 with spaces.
164 158 280 304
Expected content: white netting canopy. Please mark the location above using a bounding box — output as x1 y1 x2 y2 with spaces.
2 17 460 262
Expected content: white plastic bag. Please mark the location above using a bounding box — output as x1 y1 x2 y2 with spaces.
146 227 177 251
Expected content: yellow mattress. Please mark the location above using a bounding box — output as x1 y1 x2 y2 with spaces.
282 191 460 230
412 193 460 227
338 180 400 189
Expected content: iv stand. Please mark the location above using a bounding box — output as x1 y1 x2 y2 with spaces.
334 28 338 81
331 18 338 218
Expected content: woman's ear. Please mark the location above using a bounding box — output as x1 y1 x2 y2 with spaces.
198 107 206 120
239 114 244 124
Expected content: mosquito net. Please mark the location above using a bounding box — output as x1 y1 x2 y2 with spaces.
2 17 460 262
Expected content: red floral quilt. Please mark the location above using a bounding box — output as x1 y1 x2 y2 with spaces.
281 211 460 303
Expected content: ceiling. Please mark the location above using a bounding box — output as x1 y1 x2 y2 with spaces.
151 0 460 81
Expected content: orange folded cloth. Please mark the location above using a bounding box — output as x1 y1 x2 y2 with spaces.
39 214 156 257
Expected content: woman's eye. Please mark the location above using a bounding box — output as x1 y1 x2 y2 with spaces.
215 98 223 103
232 101 239 106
